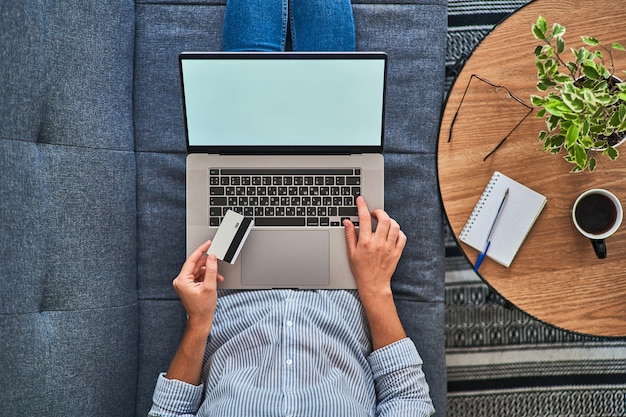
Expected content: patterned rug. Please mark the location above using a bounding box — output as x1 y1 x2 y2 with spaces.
444 1 626 416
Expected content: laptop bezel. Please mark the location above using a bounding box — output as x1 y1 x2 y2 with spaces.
178 51 388 155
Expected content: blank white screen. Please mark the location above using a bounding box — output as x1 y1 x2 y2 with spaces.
182 57 385 148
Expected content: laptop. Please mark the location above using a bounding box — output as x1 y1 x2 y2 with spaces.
180 51 387 289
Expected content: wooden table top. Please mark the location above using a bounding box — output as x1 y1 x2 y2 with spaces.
438 0 626 337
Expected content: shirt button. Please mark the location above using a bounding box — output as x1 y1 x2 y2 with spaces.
285 359 293 366
286 320 293 327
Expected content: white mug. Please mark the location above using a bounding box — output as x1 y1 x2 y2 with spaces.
572 188 623 259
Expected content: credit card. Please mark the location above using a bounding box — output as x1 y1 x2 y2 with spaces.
207 210 254 264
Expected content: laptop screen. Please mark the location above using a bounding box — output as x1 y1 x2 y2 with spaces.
179 52 387 154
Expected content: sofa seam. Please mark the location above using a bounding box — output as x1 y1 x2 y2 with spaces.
0 301 139 316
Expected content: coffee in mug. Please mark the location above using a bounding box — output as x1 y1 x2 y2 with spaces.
572 189 623 259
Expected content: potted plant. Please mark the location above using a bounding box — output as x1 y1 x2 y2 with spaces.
531 15 626 172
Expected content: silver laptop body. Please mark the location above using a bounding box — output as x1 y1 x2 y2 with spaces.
180 52 387 289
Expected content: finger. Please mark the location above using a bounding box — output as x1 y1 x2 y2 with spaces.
186 240 212 277
192 256 209 279
182 240 212 272
343 218 358 254
396 230 407 252
355 196 372 237
371 209 391 240
387 218 401 243
196 239 212 257
203 253 219 284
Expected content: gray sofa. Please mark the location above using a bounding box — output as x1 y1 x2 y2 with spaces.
0 1 447 416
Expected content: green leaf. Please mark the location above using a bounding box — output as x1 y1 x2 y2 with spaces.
595 92 612 105
534 45 544 57
534 16 548 37
581 64 600 80
540 132 551 150
581 119 590 136
546 114 561 131
551 135 565 149
573 48 583 63
591 107 606 121
542 45 554 58
554 73 572 83
533 24 546 41
545 99 571 117
531 95 545 106
612 42 626 51
552 23 565 37
593 139 607 148
566 124 580 147
535 61 546 77
590 123 605 134
562 92 585 112
589 157 597 171
566 62 579 74
537 80 555 91
580 136 594 148
595 79 609 91
582 36 600 46
583 89 597 103
544 59 557 76
606 146 619 160
609 110 621 127
556 36 566 54
574 145 588 170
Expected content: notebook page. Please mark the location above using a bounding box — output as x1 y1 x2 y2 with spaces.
459 171 547 267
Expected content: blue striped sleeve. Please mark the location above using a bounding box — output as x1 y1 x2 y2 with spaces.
368 338 435 417
149 373 204 417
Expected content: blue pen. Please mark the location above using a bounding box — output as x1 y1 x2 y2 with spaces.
474 188 509 272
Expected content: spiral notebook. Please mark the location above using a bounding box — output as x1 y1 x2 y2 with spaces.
459 171 547 267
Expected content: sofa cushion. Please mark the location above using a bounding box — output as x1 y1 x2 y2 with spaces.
1 1 138 416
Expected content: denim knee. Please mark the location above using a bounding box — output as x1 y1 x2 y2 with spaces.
222 0 355 52
222 0 288 52
289 0 355 51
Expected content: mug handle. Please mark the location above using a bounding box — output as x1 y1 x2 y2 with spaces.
592 239 607 259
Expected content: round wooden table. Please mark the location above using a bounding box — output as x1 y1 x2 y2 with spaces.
438 0 626 337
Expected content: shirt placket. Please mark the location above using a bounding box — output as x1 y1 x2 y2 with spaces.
282 292 297 417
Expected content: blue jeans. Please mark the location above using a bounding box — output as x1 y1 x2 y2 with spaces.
222 0 356 52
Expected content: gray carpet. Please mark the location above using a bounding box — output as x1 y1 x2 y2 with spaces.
444 1 626 416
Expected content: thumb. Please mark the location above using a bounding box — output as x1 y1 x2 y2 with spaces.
204 254 219 282
343 219 358 254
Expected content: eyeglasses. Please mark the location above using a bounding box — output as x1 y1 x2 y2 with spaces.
447 74 534 161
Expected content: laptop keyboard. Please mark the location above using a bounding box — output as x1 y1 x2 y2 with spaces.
209 168 361 227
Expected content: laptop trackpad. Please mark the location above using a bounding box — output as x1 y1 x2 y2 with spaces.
241 230 330 287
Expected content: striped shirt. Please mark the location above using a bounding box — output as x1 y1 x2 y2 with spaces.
150 289 434 417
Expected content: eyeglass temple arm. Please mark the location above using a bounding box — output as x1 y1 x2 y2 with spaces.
483 106 534 161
